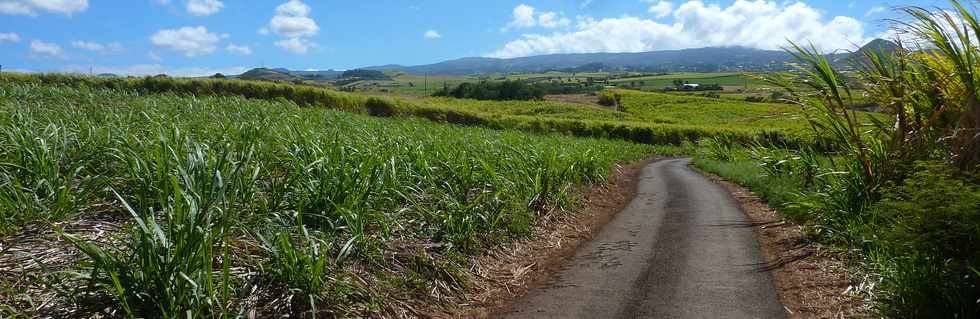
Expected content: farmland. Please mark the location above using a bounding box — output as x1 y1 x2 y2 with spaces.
0 73 820 148
0 81 654 317
340 73 482 96
341 71 771 97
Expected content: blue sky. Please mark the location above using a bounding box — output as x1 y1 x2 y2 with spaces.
0 0 950 76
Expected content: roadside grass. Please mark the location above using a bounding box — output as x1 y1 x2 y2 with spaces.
0 82 654 317
692 157 802 214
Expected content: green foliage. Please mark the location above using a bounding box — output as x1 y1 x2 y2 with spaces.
0 82 651 316
65 186 234 318
596 90 621 107
340 69 391 81
870 161 980 317
707 1 980 316
432 80 545 101
0 73 827 148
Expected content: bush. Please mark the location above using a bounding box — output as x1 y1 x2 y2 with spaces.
432 80 544 101
597 90 621 107
871 161 980 317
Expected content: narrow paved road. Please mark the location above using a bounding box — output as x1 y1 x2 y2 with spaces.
497 158 786 319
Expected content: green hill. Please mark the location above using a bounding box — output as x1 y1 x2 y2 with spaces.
236 68 306 82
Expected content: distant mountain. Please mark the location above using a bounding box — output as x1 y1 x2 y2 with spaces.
236 68 343 82
240 40 887 79
237 68 304 82
859 39 900 53
363 46 804 75
290 69 343 79
361 42 888 76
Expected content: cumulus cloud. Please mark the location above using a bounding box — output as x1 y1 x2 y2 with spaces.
424 30 442 39
266 0 318 54
225 43 251 55
150 26 220 57
503 4 569 31
647 1 673 18
505 4 536 30
30 39 65 58
538 12 571 28
71 40 123 53
62 64 248 77
274 37 314 54
0 0 88 16
489 0 869 58
269 0 318 37
0 32 20 43
186 0 223 16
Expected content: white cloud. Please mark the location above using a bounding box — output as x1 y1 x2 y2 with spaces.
647 1 674 18
150 26 220 57
274 37 313 54
0 0 88 16
505 4 537 30
489 0 869 58
424 30 442 39
503 4 570 31
270 14 318 38
266 0 318 54
186 0 222 16
538 12 571 28
30 39 65 58
275 0 309 16
71 40 123 53
225 43 251 55
62 64 248 77
866 6 885 17
269 1 318 37
0 32 20 43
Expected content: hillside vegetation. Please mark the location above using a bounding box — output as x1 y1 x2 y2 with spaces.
0 73 821 147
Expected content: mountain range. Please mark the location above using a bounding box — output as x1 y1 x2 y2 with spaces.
239 39 894 80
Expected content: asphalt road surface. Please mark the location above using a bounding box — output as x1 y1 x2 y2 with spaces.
497 158 786 319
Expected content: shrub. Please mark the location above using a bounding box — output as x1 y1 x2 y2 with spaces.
432 80 544 101
597 90 621 107
871 161 980 317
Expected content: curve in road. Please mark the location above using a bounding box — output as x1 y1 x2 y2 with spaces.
497 158 786 319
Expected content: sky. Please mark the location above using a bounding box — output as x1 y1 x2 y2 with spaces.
0 0 952 76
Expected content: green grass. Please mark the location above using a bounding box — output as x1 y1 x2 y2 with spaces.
609 73 769 89
346 73 483 95
691 158 803 211
1 73 824 148
0 81 653 317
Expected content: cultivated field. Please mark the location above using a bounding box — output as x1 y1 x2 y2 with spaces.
0 81 652 317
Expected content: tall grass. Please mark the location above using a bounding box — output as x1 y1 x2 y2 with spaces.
0 81 651 316
0 73 817 147
736 0 980 316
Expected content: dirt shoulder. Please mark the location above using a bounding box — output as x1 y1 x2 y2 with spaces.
697 170 872 319
431 157 656 318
